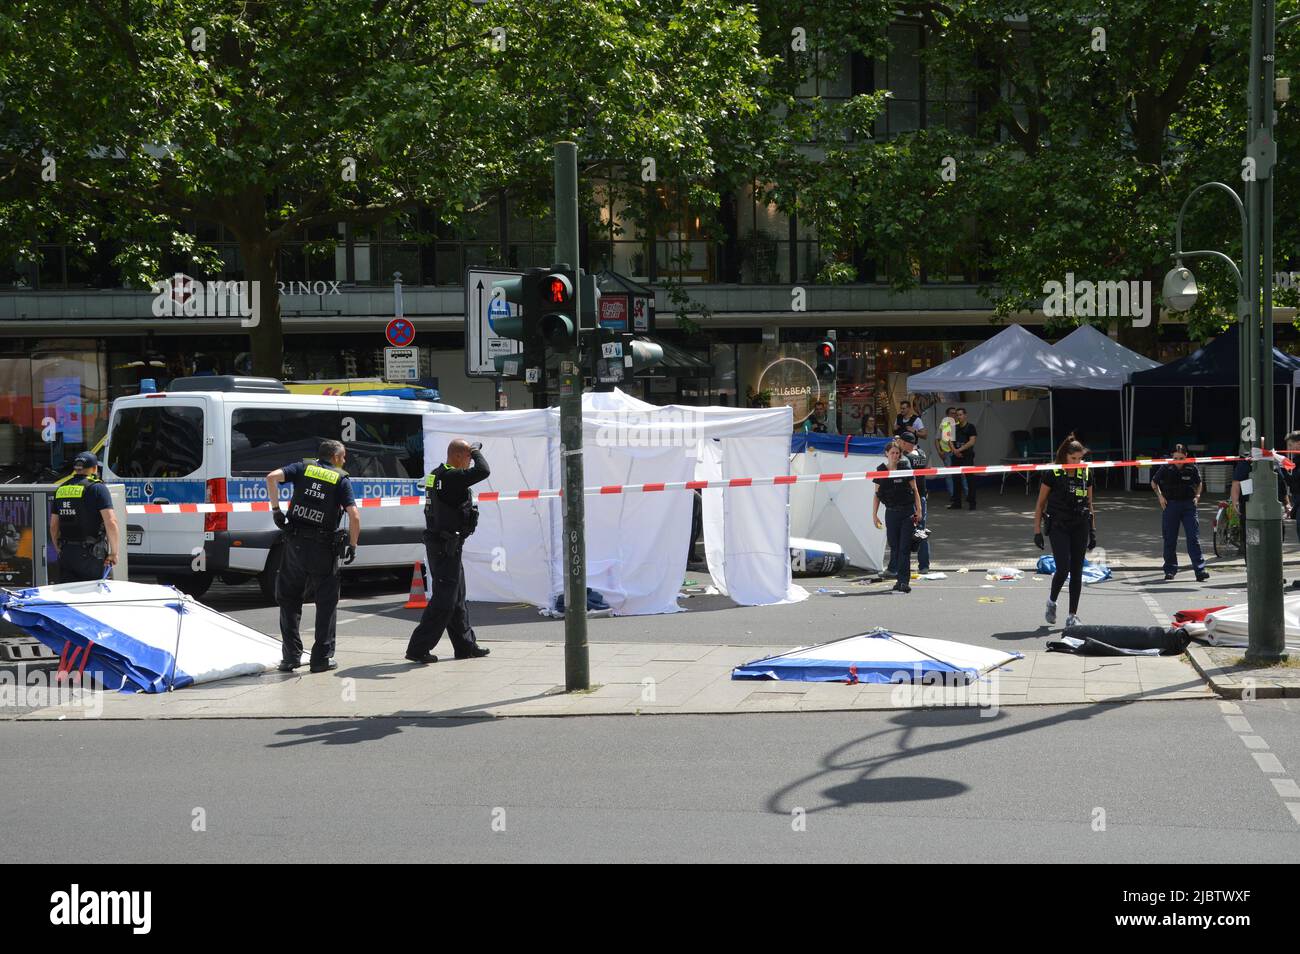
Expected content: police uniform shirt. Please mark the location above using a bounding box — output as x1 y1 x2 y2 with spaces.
873 458 916 508
53 475 113 541
1233 459 1287 508
894 414 923 437
1152 463 1201 501
281 460 355 531
428 449 491 506
1041 465 1093 520
904 446 928 497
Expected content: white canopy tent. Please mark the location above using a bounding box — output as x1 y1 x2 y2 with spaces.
906 323 1113 454
423 389 807 616
789 439 888 571
1053 324 1160 489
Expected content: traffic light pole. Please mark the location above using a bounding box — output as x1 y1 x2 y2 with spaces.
555 142 590 690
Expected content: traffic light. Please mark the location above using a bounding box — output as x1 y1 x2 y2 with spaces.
539 266 577 345
816 340 836 382
490 267 546 380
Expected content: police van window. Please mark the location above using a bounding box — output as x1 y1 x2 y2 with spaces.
107 406 204 478
230 408 340 476
344 412 424 479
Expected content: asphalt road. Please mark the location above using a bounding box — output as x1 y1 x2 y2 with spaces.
2 699 1297 863
193 561 1262 655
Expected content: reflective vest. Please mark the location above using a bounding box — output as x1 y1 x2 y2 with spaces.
55 475 106 543
1047 465 1091 519
288 461 346 531
424 464 479 537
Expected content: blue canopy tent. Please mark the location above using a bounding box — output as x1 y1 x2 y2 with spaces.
1127 324 1300 463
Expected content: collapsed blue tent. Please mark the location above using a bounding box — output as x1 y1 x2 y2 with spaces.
732 631 1021 684
0 580 287 692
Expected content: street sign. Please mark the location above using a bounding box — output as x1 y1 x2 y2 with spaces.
385 317 415 347
465 267 524 377
384 347 419 382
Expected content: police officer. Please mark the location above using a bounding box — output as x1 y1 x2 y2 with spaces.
49 452 119 582
896 430 931 574
1151 443 1209 582
1032 439 1095 628
265 440 360 673
405 438 492 664
1230 447 1289 567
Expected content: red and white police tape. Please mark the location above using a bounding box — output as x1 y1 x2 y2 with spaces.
122 449 1294 514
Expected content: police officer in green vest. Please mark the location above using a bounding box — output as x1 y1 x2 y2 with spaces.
405 438 492 664
1032 439 1096 628
265 440 360 673
49 452 119 583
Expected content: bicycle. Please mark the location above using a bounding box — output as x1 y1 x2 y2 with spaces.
1212 500 1243 559
1213 499 1290 558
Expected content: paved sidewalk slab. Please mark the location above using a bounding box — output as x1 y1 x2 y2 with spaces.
6 638 1215 721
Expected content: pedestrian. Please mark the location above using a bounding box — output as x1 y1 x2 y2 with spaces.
872 439 922 594
1150 443 1209 582
1033 438 1096 628
1284 432 1300 587
1230 447 1289 567
405 439 493 664
897 430 931 573
861 413 886 438
49 452 119 582
893 399 926 439
935 406 957 497
948 406 978 510
266 439 360 673
809 400 829 434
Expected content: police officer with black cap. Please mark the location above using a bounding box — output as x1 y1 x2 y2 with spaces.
1151 443 1209 582
49 451 119 582
265 439 360 673
405 438 491 664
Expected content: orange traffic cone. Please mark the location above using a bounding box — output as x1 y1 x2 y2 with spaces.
404 561 428 609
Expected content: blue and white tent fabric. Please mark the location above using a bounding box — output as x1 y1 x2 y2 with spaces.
732 631 1021 684
0 580 287 692
1035 555 1112 583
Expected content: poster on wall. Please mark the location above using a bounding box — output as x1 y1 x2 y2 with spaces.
0 492 36 587
43 376 84 444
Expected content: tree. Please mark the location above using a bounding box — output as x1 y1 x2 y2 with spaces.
0 0 776 374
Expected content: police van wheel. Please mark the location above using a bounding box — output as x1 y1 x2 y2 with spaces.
161 571 213 599
258 545 283 603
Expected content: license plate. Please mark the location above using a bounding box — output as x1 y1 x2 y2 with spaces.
127 530 143 546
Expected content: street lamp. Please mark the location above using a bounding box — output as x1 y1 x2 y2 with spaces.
1164 0 1286 663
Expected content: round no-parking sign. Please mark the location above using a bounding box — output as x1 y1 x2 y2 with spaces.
386 317 415 347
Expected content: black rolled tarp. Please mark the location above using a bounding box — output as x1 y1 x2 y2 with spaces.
1046 624 1191 656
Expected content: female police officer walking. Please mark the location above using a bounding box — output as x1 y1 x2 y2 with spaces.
1151 443 1210 582
1032 439 1096 627
872 439 922 594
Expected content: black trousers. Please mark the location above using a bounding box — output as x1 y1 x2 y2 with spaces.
951 458 976 506
277 532 340 665
1048 516 1089 615
58 542 104 583
406 532 480 658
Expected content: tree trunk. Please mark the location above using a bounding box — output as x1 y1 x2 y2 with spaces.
241 238 284 378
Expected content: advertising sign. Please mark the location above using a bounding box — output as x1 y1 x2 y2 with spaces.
0 492 36 587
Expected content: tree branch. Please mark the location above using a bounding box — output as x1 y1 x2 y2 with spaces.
0 151 198 220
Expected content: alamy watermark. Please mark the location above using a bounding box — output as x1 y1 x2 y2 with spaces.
594 409 705 448
151 272 260 327
0 666 105 717
889 667 1001 716
1042 272 1151 327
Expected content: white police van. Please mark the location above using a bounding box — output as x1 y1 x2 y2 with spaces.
103 376 459 599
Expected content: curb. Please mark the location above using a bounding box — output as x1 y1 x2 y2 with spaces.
1186 644 1300 699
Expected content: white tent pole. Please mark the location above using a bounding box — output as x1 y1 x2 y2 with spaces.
1049 389 1054 450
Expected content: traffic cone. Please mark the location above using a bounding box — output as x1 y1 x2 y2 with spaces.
404 562 428 609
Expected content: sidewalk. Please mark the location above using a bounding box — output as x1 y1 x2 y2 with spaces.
1187 644 1300 698
10 636 1214 721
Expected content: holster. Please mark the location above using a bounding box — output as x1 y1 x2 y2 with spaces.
332 529 348 560
90 534 109 560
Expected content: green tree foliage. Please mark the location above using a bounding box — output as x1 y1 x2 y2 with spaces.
0 0 776 374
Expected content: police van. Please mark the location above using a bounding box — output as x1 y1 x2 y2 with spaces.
102 376 460 599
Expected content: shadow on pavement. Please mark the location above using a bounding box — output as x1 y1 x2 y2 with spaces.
765 681 1209 815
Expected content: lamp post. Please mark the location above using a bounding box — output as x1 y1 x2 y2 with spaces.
1164 0 1286 663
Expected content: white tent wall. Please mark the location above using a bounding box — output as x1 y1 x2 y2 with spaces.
789 447 886 570
422 392 802 615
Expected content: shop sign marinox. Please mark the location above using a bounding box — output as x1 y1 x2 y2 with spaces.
150 273 259 327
